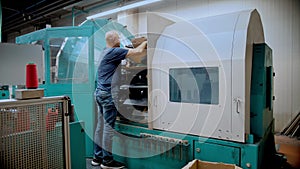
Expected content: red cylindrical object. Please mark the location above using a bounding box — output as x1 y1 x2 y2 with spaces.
26 63 38 89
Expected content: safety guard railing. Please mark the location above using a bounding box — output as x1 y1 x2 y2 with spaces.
0 96 72 169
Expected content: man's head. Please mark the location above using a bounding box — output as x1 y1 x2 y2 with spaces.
105 30 120 48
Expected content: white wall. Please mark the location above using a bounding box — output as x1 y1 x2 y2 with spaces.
135 0 300 132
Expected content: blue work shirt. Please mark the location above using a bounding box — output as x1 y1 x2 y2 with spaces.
95 47 129 94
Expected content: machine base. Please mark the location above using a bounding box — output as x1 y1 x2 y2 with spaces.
112 121 275 169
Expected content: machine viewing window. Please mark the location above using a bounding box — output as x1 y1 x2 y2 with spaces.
50 37 89 84
169 67 219 104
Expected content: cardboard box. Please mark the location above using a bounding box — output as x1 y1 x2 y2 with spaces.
182 160 242 169
131 37 147 48
275 135 300 168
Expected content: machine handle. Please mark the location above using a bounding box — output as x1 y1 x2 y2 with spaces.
234 98 241 114
154 96 158 107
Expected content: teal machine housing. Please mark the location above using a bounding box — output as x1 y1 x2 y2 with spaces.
16 19 133 169
251 44 274 138
16 10 275 169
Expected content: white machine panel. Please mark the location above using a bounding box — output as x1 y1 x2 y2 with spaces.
149 9 264 142
0 43 44 85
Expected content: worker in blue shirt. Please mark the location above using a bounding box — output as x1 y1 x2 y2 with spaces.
92 30 147 169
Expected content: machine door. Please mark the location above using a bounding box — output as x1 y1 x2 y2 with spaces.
151 21 232 142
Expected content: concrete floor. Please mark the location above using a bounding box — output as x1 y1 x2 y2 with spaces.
86 158 100 169
86 158 130 169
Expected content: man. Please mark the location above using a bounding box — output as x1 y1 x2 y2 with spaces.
92 30 147 169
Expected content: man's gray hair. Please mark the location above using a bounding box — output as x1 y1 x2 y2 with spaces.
105 30 119 44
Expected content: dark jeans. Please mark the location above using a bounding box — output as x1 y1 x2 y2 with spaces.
94 90 118 163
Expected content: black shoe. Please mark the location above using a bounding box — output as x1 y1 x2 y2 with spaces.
91 158 102 166
100 160 125 169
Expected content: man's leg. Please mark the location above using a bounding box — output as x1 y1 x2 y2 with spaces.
100 91 125 169
92 97 104 166
101 93 117 162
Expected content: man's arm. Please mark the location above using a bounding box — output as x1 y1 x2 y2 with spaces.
125 41 147 63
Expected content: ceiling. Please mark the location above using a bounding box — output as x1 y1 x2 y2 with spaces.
1 0 84 37
1 0 135 41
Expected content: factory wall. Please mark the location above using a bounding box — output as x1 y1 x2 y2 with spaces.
6 0 299 132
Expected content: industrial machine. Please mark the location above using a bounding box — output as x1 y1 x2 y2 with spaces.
15 9 275 169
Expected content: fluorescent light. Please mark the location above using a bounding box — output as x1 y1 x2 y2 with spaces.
86 0 161 20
